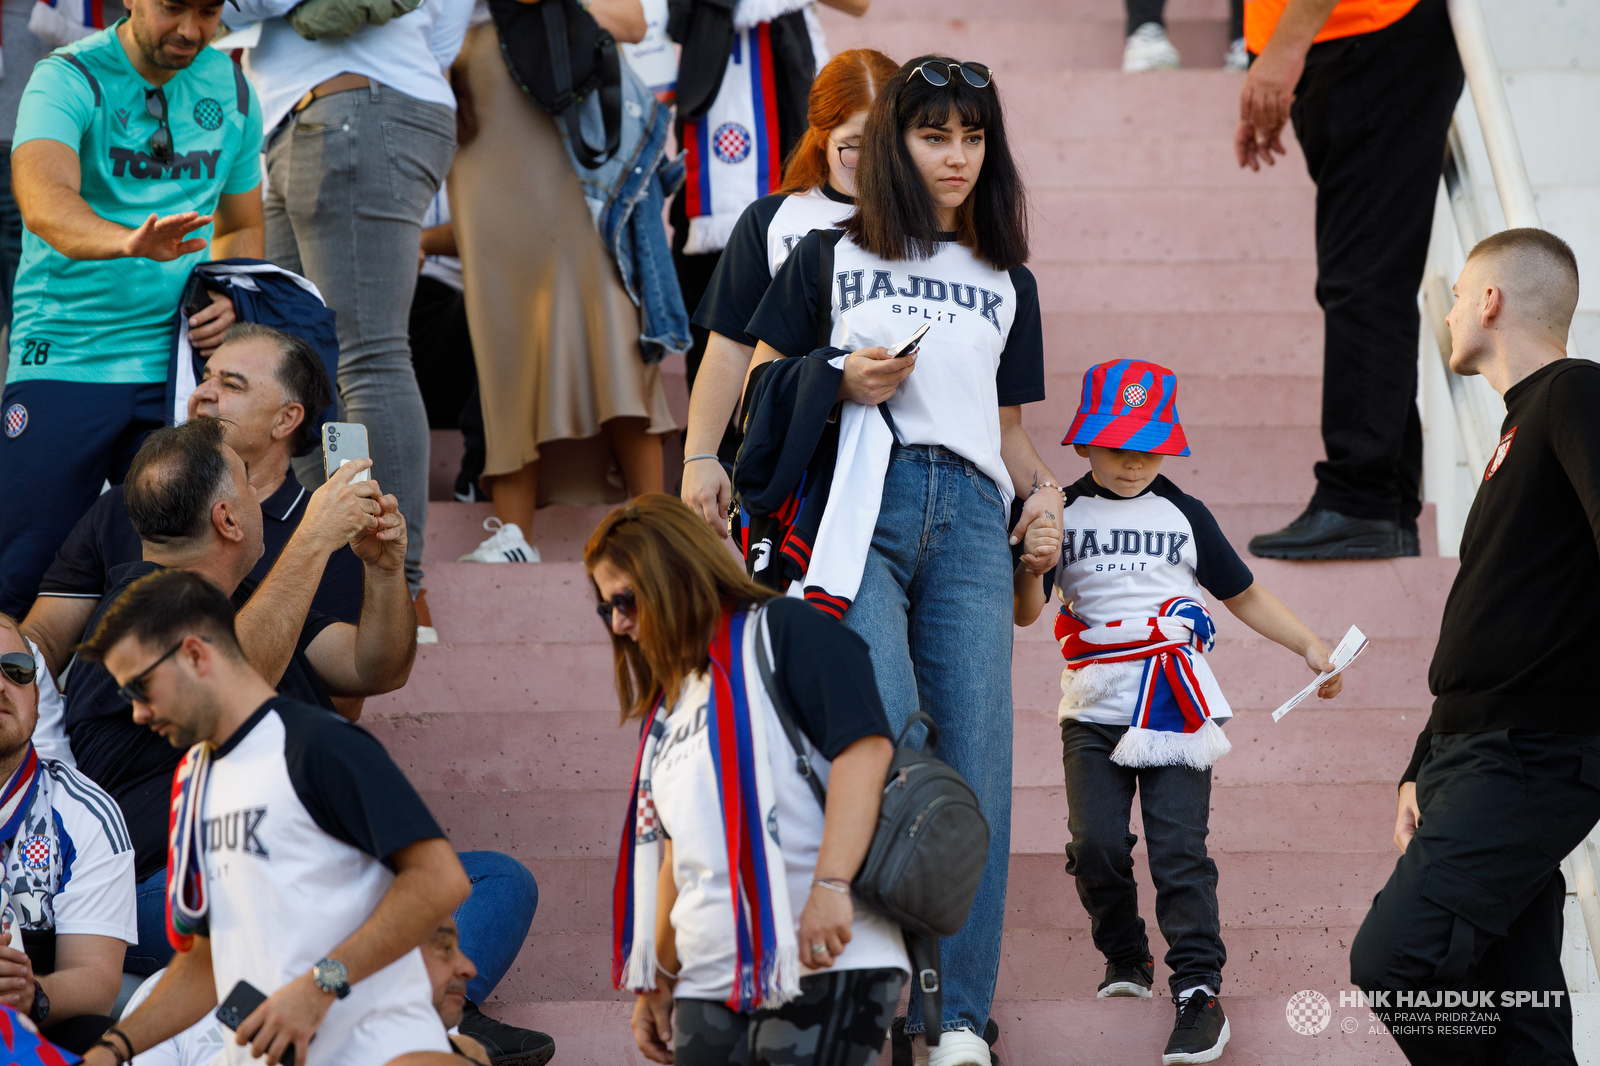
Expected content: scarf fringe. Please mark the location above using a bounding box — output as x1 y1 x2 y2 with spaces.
683 213 742 256
732 0 811 30
1111 718 1232 771
1058 660 1134 714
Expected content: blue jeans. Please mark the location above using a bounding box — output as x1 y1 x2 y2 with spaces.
128 851 538 1004
840 445 1014 1036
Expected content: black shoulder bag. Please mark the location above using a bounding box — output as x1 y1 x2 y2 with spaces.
488 0 622 169
754 608 989 1048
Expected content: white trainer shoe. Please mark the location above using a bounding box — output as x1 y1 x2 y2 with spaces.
917 1027 991 1066
458 517 540 563
1224 36 1249 72
1123 22 1181 72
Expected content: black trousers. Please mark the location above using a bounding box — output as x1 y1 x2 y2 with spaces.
1289 0 1462 530
408 275 484 492
1061 721 1225 997
1125 0 1242 39
1351 730 1600 1065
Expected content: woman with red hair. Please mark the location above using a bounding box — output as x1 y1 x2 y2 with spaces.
680 48 898 534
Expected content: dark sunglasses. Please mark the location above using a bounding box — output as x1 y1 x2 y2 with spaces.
910 61 992 89
595 588 638 626
0 653 36 687
116 637 208 705
145 87 175 165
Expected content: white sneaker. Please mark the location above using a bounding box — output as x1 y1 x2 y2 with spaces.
1123 22 1180 72
918 1027 991 1066
1224 36 1249 72
458 517 540 563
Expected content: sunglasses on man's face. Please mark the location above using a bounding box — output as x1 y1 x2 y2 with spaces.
116 637 208 705
910 61 993 89
145 87 175 165
0 653 36 687
595 588 638 626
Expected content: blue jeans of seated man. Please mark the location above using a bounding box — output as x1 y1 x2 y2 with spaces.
126 851 538 1004
840 444 1014 1037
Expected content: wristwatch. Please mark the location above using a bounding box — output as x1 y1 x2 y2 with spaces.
29 980 48 1025
310 957 350 999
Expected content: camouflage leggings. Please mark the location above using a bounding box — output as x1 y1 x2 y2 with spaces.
674 968 904 1066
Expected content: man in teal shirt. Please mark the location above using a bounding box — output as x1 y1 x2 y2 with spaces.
0 0 264 616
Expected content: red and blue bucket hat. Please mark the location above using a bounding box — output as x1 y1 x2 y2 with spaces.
1062 359 1190 457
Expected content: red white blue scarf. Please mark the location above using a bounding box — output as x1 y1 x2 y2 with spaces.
1057 597 1232 770
612 607 800 1009
165 743 213 952
0 744 42 935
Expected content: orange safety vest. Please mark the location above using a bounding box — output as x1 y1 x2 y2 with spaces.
1244 0 1421 55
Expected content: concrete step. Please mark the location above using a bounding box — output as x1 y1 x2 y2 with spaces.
1016 136 1310 190
815 0 1231 28
1028 187 1314 263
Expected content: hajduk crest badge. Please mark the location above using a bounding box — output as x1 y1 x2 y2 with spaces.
1485 427 1517 481
1121 383 1148 408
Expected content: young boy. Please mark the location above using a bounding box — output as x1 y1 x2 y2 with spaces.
1017 360 1346 1065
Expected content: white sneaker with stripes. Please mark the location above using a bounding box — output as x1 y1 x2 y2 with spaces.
459 517 541 563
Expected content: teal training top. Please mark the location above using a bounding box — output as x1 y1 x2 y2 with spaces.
8 22 263 384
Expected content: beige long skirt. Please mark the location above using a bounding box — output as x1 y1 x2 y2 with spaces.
450 22 675 507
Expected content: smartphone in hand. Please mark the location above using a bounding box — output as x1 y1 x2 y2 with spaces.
887 322 931 358
216 980 296 1066
322 422 371 484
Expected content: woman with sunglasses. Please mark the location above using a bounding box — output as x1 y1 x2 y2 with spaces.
589 495 906 1066
681 48 899 535
744 56 1063 1065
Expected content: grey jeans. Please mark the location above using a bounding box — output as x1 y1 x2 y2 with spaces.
267 81 456 594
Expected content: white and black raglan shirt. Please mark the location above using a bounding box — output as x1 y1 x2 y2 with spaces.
650 598 907 1002
694 186 855 346
199 699 450 1066
747 229 1045 503
1054 473 1255 726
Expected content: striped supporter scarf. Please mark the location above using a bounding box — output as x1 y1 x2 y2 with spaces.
166 743 214 952
0 744 42 934
612 607 800 1010
1056 597 1232 771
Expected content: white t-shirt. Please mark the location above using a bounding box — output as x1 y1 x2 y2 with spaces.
25 637 73 767
199 699 450 1066
651 601 907 1002
749 230 1046 503
122 969 228 1066
1052 474 1256 725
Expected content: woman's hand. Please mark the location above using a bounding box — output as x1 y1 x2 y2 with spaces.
681 459 732 537
1394 782 1420 853
1010 487 1063 566
631 986 675 1064
838 345 916 405
797 883 854 969
1305 639 1342 699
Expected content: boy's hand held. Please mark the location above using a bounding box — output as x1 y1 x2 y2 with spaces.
1306 641 1343 698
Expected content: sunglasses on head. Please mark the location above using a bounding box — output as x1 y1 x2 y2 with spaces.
116 636 209 705
909 60 992 89
595 588 637 626
145 87 175 166
0 653 36 687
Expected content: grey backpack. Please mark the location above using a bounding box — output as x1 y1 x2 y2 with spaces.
755 620 989 1047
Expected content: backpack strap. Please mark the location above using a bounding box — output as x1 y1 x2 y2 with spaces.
546 0 621 170
906 933 947 1049
54 53 101 107
754 605 827 810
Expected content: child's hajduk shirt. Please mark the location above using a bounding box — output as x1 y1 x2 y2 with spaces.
1052 473 1254 728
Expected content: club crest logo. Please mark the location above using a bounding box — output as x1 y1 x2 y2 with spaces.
20 836 50 871
1484 426 1517 481
712 122 752 165
1285 989 1331 1035
3 404 26 438
1122 383 1148 408
193 98 224 131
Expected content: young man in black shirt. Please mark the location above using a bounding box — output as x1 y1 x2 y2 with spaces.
1351 229 1599 1064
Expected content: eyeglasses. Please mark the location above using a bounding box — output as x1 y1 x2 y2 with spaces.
145 87 175 166
0 653 36 687
831 141 859 170
595 589 638 626
909 61 992 89
116 637 208 705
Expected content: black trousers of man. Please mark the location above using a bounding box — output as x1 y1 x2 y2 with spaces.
1351 730 1600 1065
1289 0 1463 531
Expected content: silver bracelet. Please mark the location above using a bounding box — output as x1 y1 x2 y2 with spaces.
684 454 722 464
656 962 679 981
811 877 851 895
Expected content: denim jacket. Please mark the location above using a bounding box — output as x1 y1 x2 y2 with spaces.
565 61 690 364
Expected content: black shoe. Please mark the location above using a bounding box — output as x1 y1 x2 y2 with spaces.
1401 528 1421 556
457 1001 555 1066
1097 955 1155 998
1162 990 1230 1065
454 469 486 503
1248 506 1404 560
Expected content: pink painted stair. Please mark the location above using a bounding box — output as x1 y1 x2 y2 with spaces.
384 1 1445 1060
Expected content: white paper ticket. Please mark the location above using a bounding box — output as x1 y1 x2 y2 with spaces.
1272 625 1369 722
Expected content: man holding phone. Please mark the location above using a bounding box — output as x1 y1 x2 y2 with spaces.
0 0 265 619
77 568 470 1066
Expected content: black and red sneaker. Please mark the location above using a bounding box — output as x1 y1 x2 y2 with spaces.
1096 955 1155 998
1162 990 1230 1064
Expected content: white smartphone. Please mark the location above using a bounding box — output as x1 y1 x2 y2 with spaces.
322 422 371 483
888 322 932 358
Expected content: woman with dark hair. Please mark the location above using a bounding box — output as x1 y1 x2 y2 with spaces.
590 494 907 1065
681 47 899 533
744 56 1063 1064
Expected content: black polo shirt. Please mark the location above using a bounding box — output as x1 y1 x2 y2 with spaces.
66 561 341 879
37 477 365 624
